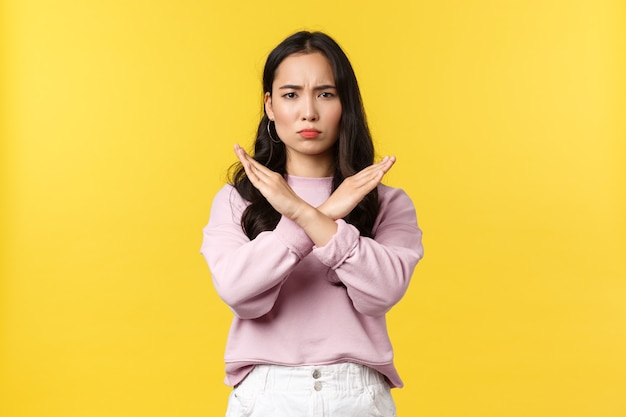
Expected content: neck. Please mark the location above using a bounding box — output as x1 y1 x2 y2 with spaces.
285 154 334 178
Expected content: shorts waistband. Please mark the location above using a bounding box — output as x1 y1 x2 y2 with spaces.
237 363 388 394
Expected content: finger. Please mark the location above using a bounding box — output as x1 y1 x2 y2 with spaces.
353 157 394 183
355 156 394 178
379 155 396 174
240 157 260 184
374 155 395 171
235 148 270 191
357 158 395 189
234 144 251 167
363 156 395 179
234 145 254 175
371 157 394 183
234 144 275 181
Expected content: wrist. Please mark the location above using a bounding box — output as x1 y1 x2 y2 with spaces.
317 201 342 221
317 202 331 219
292 205 338 247
292 204 320 229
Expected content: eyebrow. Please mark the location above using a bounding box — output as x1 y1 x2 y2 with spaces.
278 84 337 91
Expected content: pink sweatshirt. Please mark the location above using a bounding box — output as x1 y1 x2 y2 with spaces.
200 175 423 388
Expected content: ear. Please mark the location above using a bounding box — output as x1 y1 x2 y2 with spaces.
264 92 275 121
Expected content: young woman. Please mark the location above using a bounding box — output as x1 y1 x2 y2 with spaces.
201 31 423 417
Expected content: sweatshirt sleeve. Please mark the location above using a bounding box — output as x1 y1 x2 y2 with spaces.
312 186 424 317
200 185 314 319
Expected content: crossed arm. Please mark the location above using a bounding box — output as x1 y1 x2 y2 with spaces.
201 146 422 319
234 144 395 247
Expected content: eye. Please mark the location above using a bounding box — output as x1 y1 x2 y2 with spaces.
282 92 297 99
319 92 335 98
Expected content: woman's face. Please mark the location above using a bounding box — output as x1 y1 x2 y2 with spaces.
265 52 342 176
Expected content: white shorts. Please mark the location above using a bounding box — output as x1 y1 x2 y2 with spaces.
225 362 396 417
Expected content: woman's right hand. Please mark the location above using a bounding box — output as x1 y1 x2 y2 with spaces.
234 144 309 220
235 144 341 246
318 156 396 220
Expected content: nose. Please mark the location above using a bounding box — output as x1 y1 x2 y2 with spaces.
302 95 318 121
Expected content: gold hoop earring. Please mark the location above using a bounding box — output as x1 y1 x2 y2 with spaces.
267 120 281 144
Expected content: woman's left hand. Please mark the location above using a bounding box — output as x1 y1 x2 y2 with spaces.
234 144 309 221
318 156 396 220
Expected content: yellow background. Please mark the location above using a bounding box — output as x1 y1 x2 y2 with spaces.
1 0 625 416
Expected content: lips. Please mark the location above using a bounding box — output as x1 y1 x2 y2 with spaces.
299 128 321 139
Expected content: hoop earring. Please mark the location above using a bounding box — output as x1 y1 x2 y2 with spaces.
267 120 281 144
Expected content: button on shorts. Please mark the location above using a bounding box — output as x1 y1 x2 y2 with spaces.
225 362 396 417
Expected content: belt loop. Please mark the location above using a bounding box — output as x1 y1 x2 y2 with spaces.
360 364 369 391
249 365 271 393
261 365 272 393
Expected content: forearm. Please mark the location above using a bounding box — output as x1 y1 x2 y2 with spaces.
332 237 422 316
201 186 315 319
313 187 424 316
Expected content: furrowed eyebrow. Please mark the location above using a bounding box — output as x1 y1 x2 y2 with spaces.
278 84 302 90
313 84 337 91
278 84 337 90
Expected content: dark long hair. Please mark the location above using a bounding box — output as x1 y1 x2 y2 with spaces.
231 31 379 240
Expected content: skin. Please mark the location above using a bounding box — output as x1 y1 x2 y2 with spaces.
264 52 342 178
234 52 396 246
